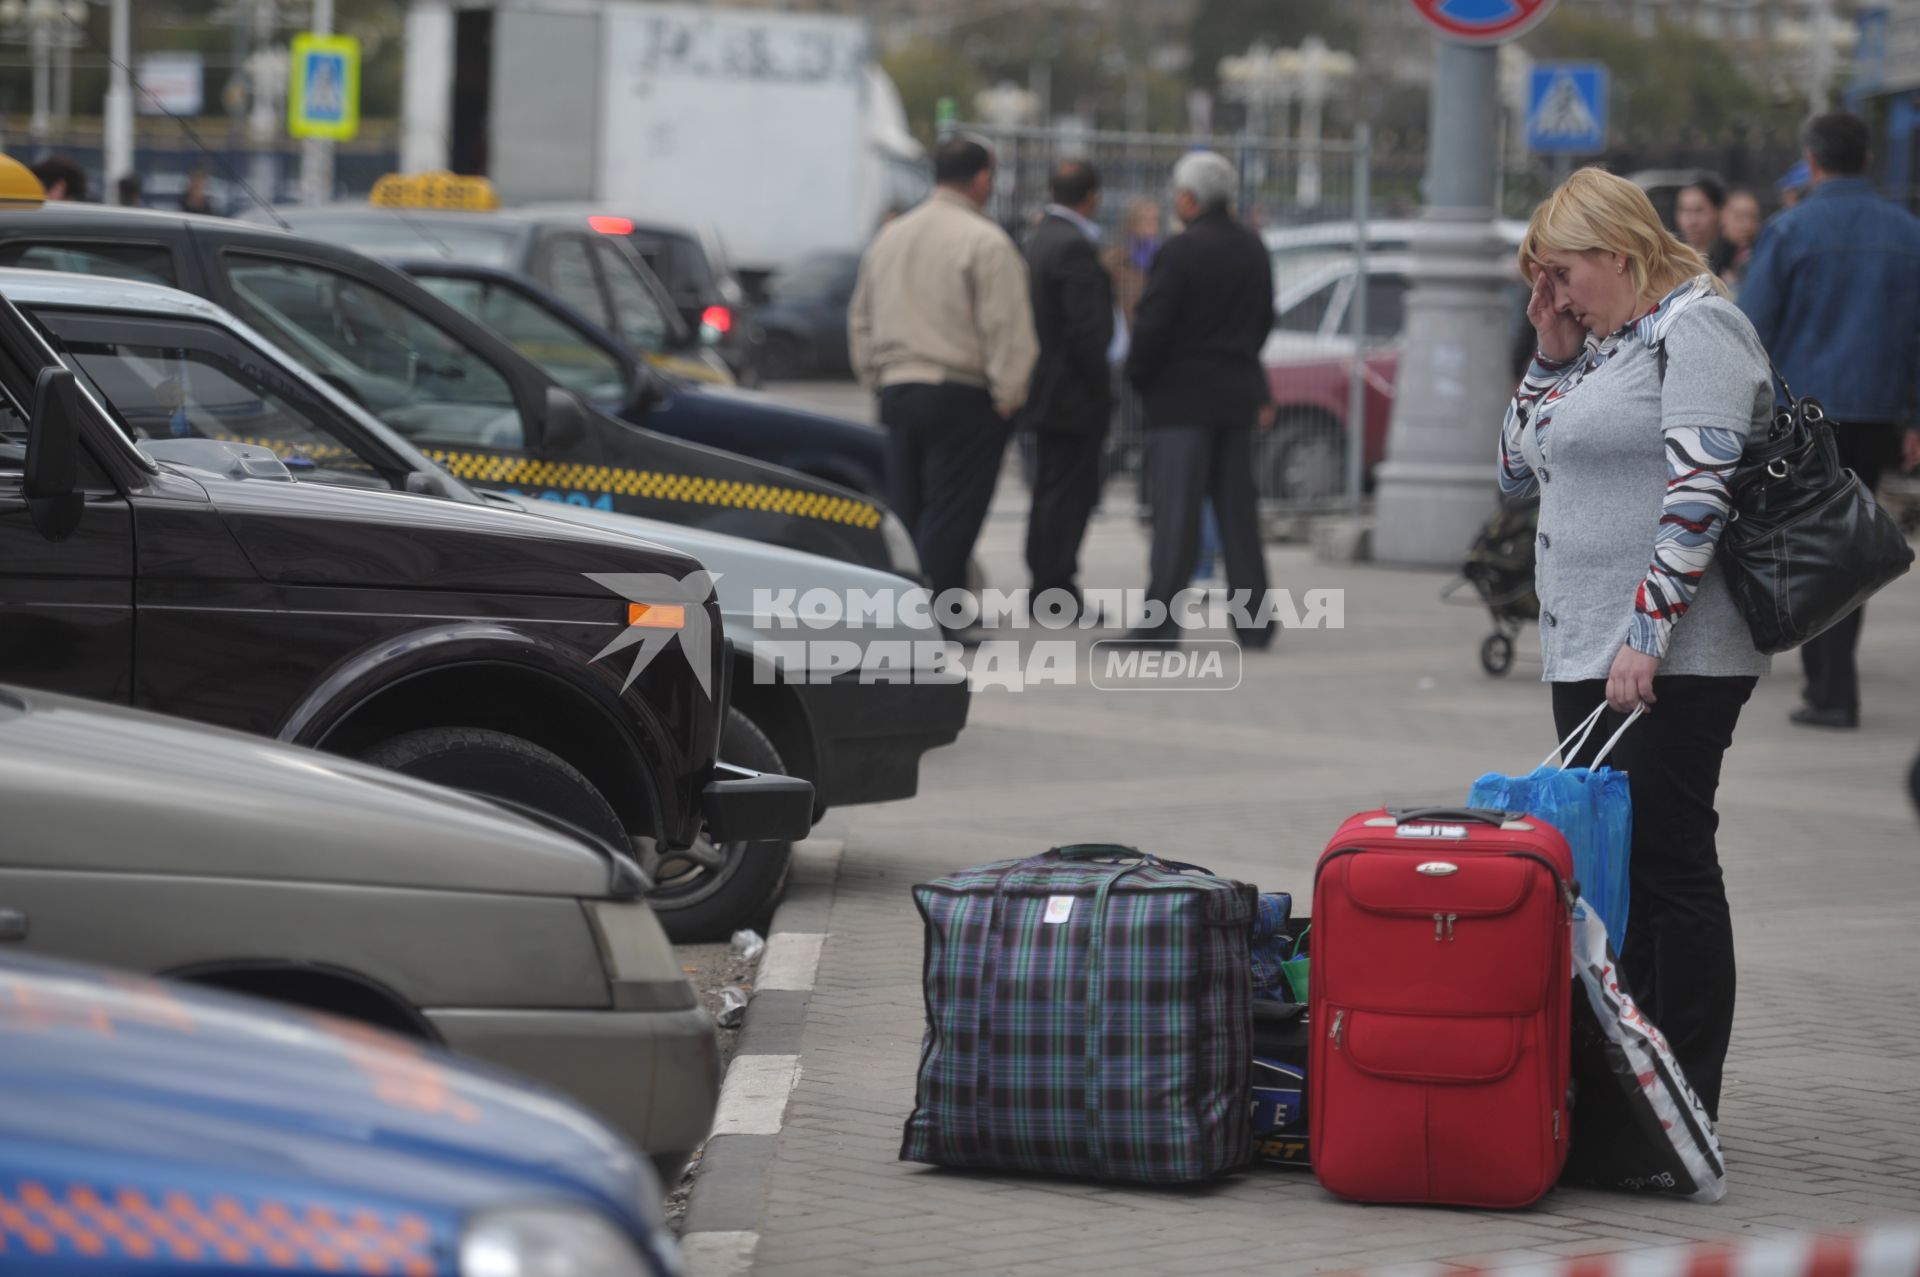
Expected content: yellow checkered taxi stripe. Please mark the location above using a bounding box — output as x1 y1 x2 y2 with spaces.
425 448 884 528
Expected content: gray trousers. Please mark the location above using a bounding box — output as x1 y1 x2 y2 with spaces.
1143 424 1268 631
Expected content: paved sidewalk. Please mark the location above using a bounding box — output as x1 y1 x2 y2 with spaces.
704 463 1920 1275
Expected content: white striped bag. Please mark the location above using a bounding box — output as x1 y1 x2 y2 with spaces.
1563 901 1726 1202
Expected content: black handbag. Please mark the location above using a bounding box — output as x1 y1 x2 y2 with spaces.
1718 365 1914 654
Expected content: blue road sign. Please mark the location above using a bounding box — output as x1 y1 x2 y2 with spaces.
1525 63 1608 154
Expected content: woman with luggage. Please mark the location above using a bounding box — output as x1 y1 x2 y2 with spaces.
1496 167 1771 1121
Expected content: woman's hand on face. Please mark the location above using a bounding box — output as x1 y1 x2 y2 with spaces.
1607 644 1661 713
1527 272 1587 364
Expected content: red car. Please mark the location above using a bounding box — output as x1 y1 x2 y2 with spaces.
1258 229 1526 504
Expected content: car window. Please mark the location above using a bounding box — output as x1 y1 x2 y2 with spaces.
1274 279 1340 335
588 237 674 351
34 313 388 488
0 240 177 287
539 235 613 330
220 254 525 451
0 389 26 469
1362 275 1410 340
665 235 716 298
415 273 628 403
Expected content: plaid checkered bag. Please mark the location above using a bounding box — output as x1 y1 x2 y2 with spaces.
901 844 1256 1183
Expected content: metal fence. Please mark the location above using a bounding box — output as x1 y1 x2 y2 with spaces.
959 121 1378 524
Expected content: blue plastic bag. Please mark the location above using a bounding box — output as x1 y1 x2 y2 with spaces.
1468 704 1637 944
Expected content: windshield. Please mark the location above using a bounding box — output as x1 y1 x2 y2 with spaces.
415 272 629 403
282 215 523 268
33 311 393 489
221 254 527 450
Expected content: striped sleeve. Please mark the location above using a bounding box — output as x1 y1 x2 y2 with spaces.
1497 352 1573 499
1627 422 1744 659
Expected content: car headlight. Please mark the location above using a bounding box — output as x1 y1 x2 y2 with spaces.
461 1207 675 1277
880 509 922 579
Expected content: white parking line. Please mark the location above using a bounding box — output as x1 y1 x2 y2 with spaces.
708 1053 801 1137
680 1229 758 1277
754 932 826 992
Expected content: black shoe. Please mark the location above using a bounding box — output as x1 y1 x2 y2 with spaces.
1790 705 1859 729
1236 620 1277 651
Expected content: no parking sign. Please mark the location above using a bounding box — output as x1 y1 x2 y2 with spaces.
1407 0 1556 44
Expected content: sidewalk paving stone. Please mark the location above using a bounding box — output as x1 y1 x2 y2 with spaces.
703 468 1920 1272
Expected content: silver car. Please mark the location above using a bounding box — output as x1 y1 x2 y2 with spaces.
0 681 719 1181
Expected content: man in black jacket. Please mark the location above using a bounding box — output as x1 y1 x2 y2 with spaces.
1022 161 1115 606
1123 151 1275 646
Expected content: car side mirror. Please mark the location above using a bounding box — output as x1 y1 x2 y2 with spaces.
542 384 589 451
25 367 83 541
622 363 667 417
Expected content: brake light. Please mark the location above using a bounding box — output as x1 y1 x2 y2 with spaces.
589 214 635 236
701 305 733 335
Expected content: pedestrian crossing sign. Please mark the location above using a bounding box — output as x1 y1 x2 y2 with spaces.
1525 63 1607 155
288 33 360 141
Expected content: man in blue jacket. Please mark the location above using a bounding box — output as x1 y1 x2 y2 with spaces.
1739 112 1920 730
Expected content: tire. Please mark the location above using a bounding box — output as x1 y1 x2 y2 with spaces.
359 727 629 854
1259 411 1346 505
1481 632 1515 677
642 708 795 943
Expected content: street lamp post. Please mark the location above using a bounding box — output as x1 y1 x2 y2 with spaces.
103 0 133 200
1293 35 1356 208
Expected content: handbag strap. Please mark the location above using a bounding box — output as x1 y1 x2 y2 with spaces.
1540 703 1606 772
1082 858 1148 1182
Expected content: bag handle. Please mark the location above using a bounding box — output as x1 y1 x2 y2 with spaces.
1045 844 1213 876
1585 704 1645 769
1539 702 1606 771
1384 807 1524 826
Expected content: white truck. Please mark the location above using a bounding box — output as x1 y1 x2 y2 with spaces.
400 0 928 274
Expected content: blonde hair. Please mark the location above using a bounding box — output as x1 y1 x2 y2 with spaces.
1519 167 1729 301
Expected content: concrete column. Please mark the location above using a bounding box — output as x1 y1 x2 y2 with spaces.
400 0 454 174
1370 38 1514 566
103 0 134 197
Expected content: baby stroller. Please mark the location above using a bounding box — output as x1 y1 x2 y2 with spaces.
1441 498 1540 676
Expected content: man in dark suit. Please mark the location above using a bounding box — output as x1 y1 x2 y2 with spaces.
1123 151 1275 647
1021 161 1115 607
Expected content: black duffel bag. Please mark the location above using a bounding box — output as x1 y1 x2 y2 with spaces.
1718 365 1914 655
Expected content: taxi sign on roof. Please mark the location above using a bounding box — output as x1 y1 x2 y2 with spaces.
0 154 46 205
370 171 500 212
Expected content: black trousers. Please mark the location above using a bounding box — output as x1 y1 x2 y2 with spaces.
1800 422 1906 712
1024 426 1107 599
879 383 1010 604
1143 424 1269 637
1552 675 1757 1120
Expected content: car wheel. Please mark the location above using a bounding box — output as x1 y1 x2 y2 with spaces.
359 727 629 853
762 332 804 381
640 707 795 942
1259 411 1347 505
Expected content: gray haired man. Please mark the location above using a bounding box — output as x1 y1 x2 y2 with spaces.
1121 152 1276 647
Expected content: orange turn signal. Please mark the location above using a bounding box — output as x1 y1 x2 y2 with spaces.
627 603 685 629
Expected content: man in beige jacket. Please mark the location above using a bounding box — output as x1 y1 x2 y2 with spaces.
849 137 1038 617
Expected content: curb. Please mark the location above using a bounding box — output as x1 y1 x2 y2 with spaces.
679 836 844 1276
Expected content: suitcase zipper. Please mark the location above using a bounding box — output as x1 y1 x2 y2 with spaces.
1432 913 1458 941
1447 913 1457 941
1553 1109 1561 1142
1330 1009 1345 1050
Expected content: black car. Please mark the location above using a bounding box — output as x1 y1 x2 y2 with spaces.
397 257 886 498
0 279 813 875
522 208 767 389
257 205 737 387
4 264 965 938
0 203 911 574
756 251 861 380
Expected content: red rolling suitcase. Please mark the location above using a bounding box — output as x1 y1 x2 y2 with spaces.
1308 807 1575 1208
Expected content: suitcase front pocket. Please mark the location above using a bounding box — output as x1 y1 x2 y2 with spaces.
1340 1010 1521 1085
1318 1006 1559 1207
